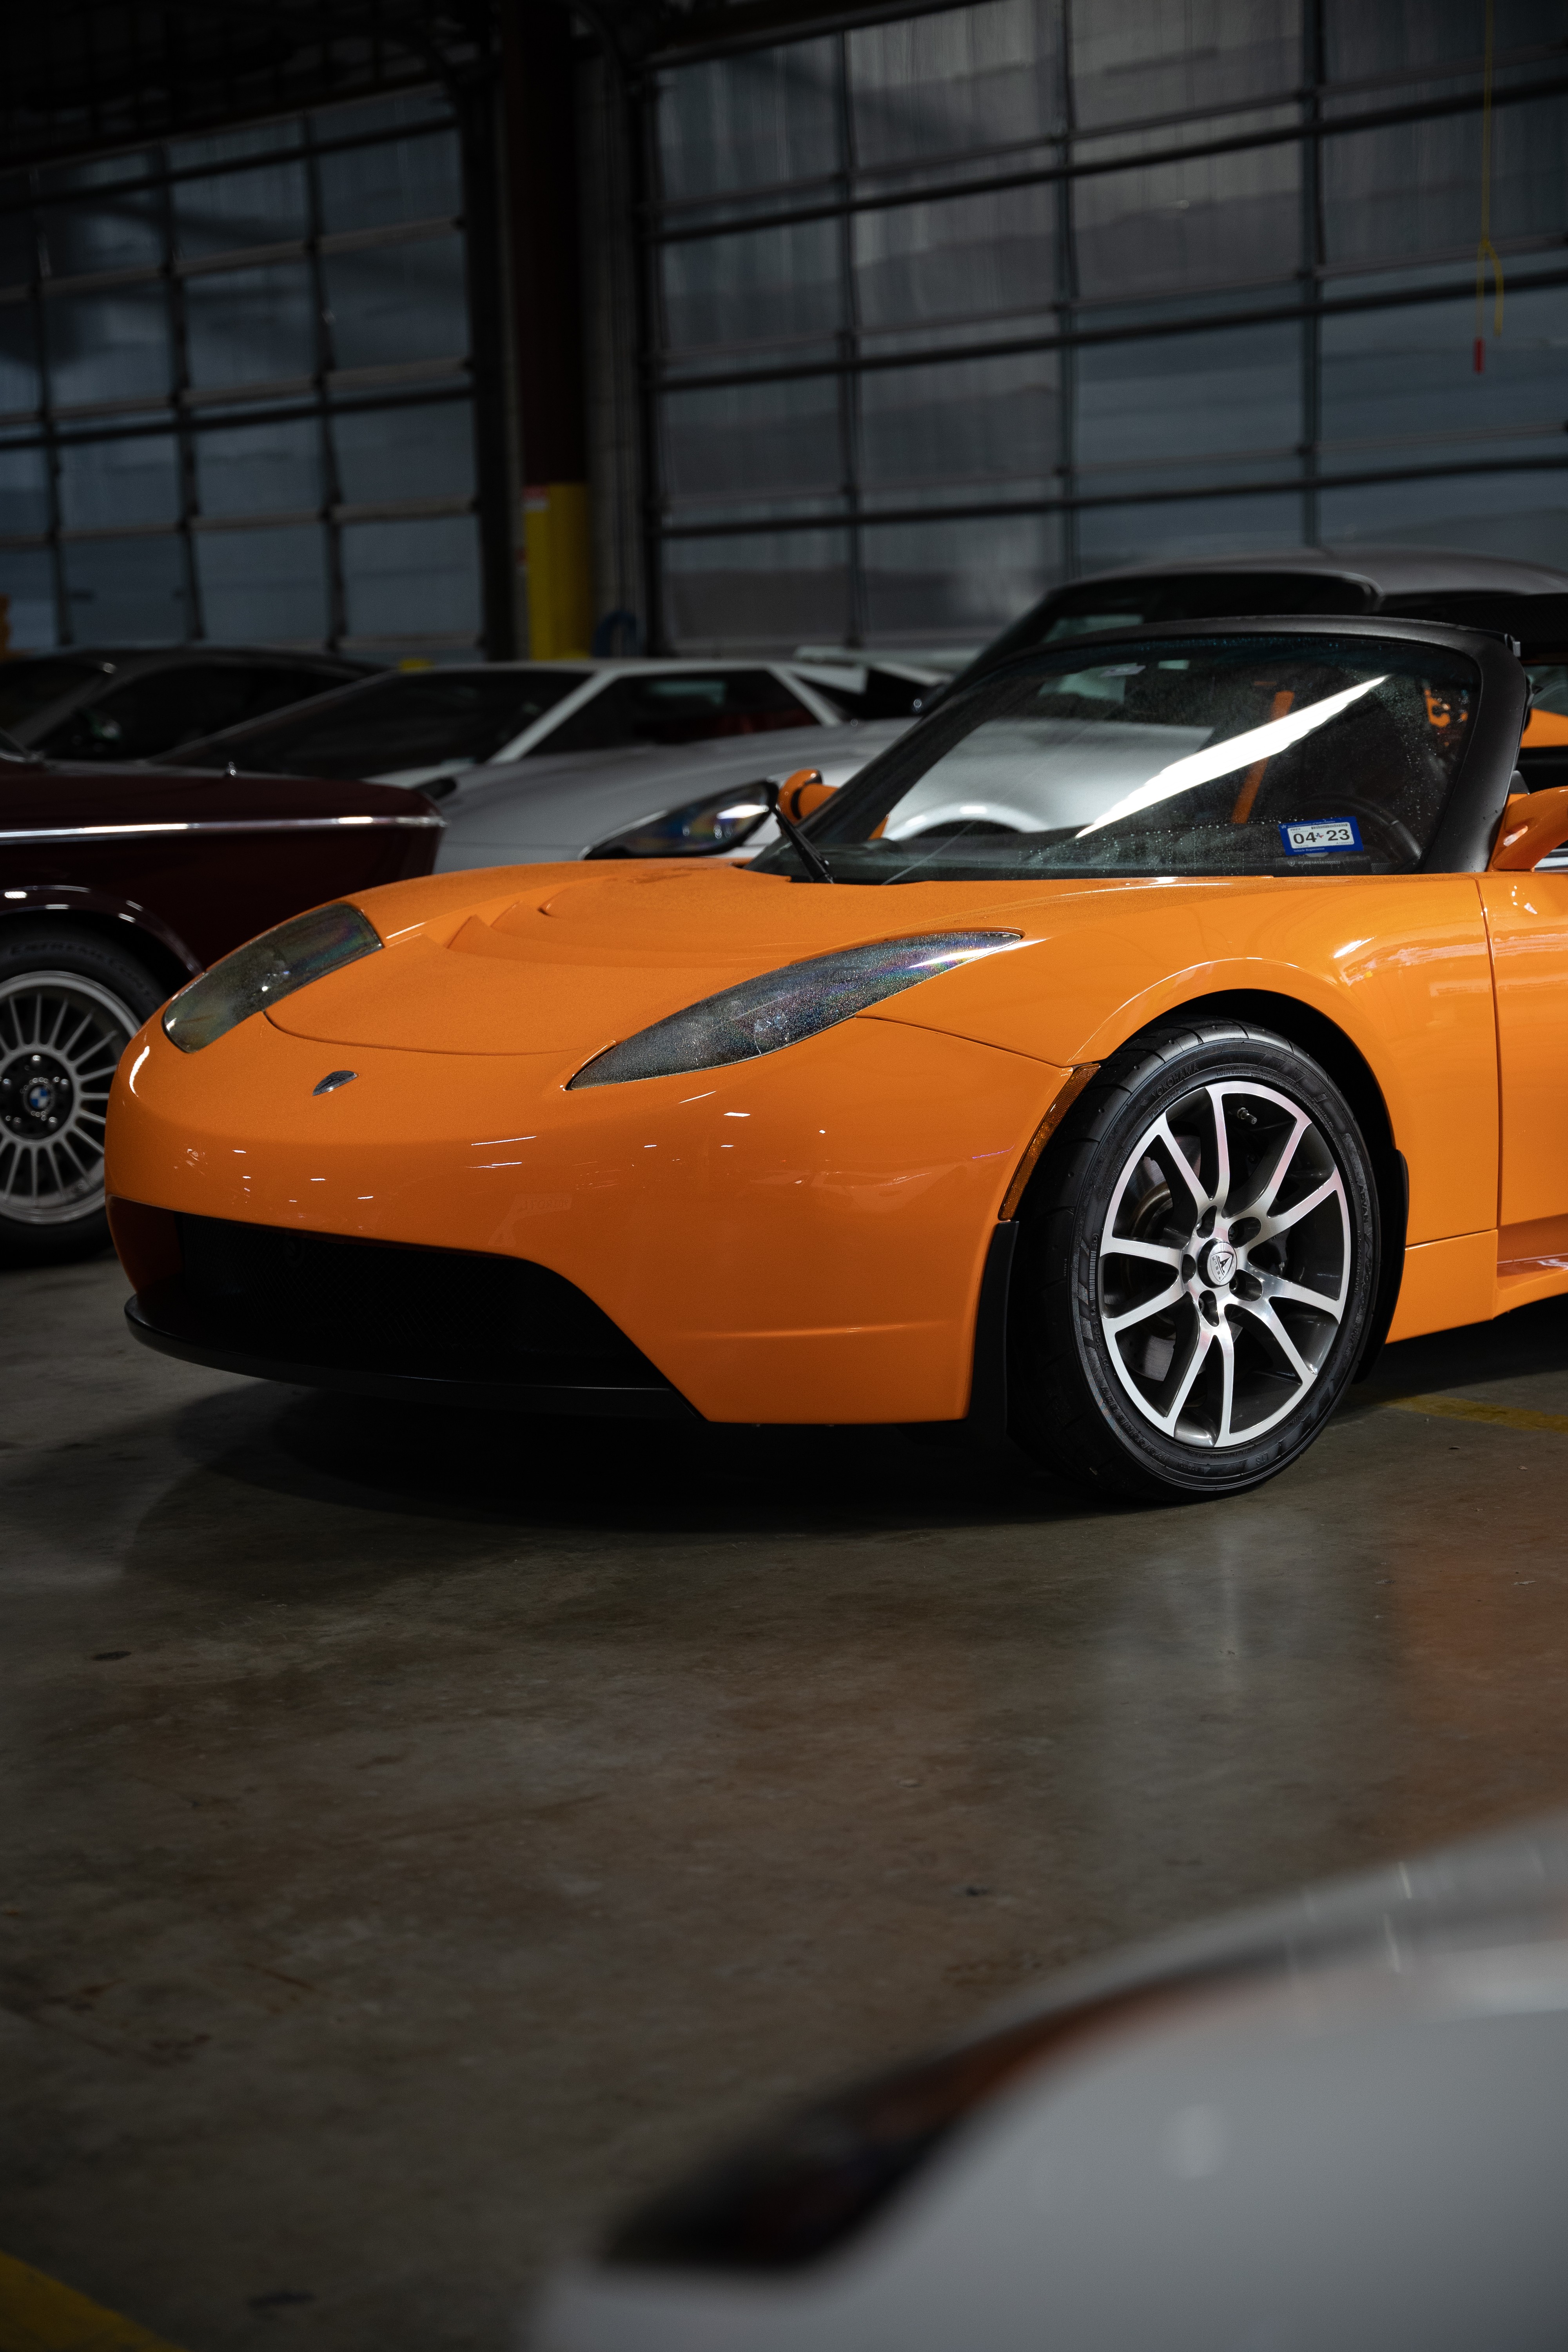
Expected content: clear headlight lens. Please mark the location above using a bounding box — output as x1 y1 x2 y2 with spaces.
586 784 776 860
568 931 1020 1090
162 902 382 1053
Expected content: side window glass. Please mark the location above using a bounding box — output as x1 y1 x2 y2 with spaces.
541 671 817 755
239 667 350 724
43 664 279 761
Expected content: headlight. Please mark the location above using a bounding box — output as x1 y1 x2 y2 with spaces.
568 931 1020 1090
162 902 382 1053
586 784 777 860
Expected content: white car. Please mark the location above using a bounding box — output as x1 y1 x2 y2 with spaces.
433 719 911 871
530 1810 1568 2352
164 654 944 798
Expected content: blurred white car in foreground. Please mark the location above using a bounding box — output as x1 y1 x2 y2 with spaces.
530 1810 1568 2352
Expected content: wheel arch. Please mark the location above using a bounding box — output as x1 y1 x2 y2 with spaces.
1013 985 1408 1383
0 898 196 1004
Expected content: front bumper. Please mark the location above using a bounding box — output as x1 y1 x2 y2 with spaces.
107 1003 1065 1425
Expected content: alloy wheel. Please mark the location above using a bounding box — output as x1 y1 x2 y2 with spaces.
1096 1078 1352 1450
0 971 139 1226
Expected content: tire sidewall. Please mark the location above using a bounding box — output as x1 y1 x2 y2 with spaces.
1031 1029 1379 1498
0 925 165 1264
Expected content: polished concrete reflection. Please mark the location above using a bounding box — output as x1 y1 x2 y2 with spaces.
5 1254 1568 2349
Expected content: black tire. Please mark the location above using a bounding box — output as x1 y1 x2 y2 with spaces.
1009 1018 1379 1503
0 924 167 1267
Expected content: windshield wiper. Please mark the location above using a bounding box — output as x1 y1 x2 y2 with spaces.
767 780 834 882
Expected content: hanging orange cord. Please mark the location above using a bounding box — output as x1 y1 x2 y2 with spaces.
1474 0 1504 372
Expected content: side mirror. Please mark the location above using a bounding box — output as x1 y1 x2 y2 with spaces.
1490 781 1568 871
777 767 836 826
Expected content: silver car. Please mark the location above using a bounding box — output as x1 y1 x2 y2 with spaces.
532 1809 1568 2352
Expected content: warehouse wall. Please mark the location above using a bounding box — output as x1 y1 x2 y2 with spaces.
634 0 1568 652
0 88 494 657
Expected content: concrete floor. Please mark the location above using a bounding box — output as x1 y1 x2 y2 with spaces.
4 1254 1568 2350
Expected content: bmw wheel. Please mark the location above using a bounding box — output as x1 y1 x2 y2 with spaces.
0 926 166 1265
1009 1020 1379 1502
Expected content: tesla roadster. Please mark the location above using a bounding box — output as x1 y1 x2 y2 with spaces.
104 616 1568 1500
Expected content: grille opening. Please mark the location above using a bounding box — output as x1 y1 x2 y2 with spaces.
145 1214 671 1392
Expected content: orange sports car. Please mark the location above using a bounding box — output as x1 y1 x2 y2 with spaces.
105 617 1568 1501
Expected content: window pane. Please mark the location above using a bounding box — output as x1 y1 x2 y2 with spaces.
859 351 1059 501
849 0 1059 166
661 222 839 357
196 418 320 518
196 525 328 644
1072 0 1299 125
1325 0 1560 81
172 669 578 774
658 41 838 202
339 514 481 641
853 185 1056 330
542 670 816 753
45 287 170 406
862 512 1062 642
1318 469 1568 572
331 401 474 505
39 190 162 278
1078 489 1305 572
0 208 34 289
316 126 462 232
185 263 316 389
663 377 841 506
1321 281 1568 456
1324 95 1568 268
664 529 851 651
0 549 58 652
62 536 189 642
1077 321 1301 477
322 236 468 370
58 435 180 531
173 160 310 260
0 443 50 535
43 661 299 759
1073 145 1299 299
0 302 40 415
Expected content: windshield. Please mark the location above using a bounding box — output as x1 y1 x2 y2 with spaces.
759 634 1479 884
163 669 586 777
0 656 107 729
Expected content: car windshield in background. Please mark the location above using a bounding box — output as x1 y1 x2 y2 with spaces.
538 670 816 754
0 656 106 729
767 635 1479 885
167 671 586 777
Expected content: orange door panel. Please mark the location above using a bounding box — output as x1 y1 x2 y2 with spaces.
1480 872 1568 1232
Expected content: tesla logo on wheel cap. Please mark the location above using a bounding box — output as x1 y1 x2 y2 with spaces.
1206 1242 1236 1285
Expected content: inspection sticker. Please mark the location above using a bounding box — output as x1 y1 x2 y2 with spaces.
1278 817 1362 856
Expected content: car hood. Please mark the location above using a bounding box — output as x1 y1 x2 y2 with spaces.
261 854 1085 1058
432 722 911 871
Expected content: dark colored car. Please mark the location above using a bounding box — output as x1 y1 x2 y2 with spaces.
0 645 374 764
0 728 441 1265
953 546 1568 779
963 545 1568 669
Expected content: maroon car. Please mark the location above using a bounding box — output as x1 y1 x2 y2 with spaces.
0 728 441 1265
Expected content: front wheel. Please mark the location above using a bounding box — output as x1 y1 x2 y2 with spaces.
1009 1020 1379 1502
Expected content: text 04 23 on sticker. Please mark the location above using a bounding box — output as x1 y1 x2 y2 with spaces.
1278 817 1363 857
